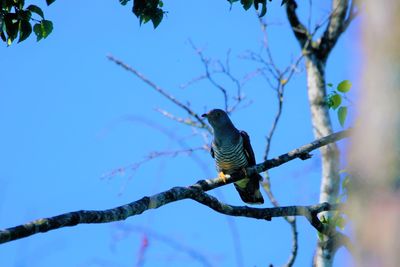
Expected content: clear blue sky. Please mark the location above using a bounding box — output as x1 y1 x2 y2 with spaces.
0 1 359 266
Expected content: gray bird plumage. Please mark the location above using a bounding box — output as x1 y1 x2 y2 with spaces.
202 109 264 204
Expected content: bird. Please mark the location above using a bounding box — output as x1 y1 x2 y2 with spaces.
202 109 264 204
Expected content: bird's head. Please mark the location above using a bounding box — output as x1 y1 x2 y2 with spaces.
202 109 232 129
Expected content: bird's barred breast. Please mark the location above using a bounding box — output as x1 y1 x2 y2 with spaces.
212 137 248 174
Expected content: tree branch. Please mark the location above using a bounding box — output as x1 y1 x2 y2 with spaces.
252 128 350 176
286 0 358 60
254 17 304 267
318 0 349 58
285 0 311 49
0 129 350 244
115 224 214 267
107 55 211 132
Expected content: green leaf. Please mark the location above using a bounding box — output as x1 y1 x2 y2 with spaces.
337 80 352 93
0 17 4 32
4 0 14 11
327 83 333 87
132 0 147 17
0 31 6 42
33 22 42 41
4 16 19 44
158 0 163 7
151 9 163 28
46 0 56 6
18 10 31 21
338 106 348 127
18 0 25 9
254 0 267 17
241 0 253 10
18 19 31 42
139 15 151 25
27 5 44 19
119 0 130 5
330 93 342 110
40 19 53 38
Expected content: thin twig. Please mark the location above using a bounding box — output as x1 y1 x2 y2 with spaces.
253 18 305 267
179 74 208 89
188 40 229 112
107 55 211 132
114 224 214 267
155 108 205 128
102 147 206 181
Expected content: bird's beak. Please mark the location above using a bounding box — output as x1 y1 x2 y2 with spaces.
201 113 208 118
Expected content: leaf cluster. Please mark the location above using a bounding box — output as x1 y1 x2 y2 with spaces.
120 0 287 29
326 80 352 127
0 0 55 45
229 0 287 17
120 0 165 28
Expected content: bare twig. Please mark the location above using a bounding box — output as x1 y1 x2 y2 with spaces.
262 174 298 267
248 18 305 266
179 74 208 89
107 55 211 132
102 147 206 181
286 219 298 267
0 129 350 244
186 41 247 114
307 0 313 32
100 114 208 183
188 40 229 112
155 108 205 128
218 50 244 113
113 224 214 267
135 234 149 267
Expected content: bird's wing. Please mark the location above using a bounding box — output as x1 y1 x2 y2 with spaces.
240 131 256 166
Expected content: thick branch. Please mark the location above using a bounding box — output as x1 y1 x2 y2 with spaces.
0 189 339 245
285 0 310 49
286 0 356 61
0 129 350 244
252 128 350 176
318 0 349 58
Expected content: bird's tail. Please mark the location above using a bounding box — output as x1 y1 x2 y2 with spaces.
234 173 264 204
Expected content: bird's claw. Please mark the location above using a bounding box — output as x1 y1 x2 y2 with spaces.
219 172 227 183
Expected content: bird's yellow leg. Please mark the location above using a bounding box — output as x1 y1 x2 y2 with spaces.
219 171 227 183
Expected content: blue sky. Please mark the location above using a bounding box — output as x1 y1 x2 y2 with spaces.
0 1 359 266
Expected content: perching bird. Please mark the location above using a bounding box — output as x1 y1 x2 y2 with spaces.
202 109 264 204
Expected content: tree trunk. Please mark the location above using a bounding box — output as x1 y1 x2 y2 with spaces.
285 1 352 265
306 54 340 267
